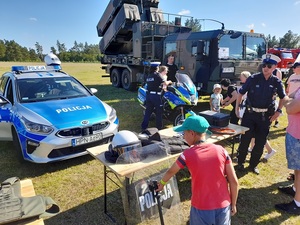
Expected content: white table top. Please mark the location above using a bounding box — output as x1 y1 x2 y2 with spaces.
87 123 249 178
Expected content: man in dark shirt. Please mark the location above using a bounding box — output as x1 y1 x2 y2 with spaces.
165 55 178 82
220 78 239 125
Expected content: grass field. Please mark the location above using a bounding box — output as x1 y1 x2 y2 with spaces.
0 62 299 225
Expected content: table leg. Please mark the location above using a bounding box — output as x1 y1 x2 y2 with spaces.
104 165 107 214
103 165 116 223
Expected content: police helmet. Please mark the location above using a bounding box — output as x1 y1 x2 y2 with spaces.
111 130 141 157
44 53 61 66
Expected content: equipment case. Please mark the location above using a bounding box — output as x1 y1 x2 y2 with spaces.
198 110 230 127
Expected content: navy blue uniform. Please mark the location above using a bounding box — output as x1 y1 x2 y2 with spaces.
237 73 286 169
141 72 164 130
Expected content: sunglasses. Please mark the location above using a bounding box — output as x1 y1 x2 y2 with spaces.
262 64 273 69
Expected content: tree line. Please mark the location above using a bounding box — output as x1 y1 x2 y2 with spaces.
0 40 102 62
0 30 299 62
267 30 300 49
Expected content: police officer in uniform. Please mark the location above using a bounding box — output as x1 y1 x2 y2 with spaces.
235 54 288 175
141 62 172 130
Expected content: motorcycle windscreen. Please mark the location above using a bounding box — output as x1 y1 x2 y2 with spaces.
116 143 183 224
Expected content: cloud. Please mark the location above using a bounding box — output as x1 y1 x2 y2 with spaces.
261 23 266 27
29 17 37 22
294 1 300 5
178 9 190 15
247 23 255 29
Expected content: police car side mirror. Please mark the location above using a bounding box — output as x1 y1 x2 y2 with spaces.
0 96 9 105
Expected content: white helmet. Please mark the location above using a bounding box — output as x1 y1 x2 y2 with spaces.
44 53 61 66
111 130 141 156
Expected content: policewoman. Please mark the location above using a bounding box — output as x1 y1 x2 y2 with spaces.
235 54 288 175
141 62 171 130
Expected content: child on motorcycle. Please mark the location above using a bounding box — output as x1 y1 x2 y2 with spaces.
159 66 172 91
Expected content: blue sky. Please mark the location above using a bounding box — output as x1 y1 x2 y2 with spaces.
1 0 299 53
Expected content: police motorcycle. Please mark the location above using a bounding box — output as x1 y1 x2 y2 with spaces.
137 73 198 126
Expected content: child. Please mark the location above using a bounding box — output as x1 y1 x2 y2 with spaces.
158 66 172 91
210 84 223 112
238 71 251 118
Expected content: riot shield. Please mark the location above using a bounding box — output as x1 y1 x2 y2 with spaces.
116 142 183 225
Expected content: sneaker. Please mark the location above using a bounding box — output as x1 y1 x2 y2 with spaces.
278 185 295 197
275 200 300 215
274 121 279 128
249 166 259 175
263 149 276 160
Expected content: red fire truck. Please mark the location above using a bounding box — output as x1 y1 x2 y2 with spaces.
291 49 300 60
267 48 295 75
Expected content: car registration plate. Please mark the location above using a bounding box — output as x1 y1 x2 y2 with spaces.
72 133 103 146
222 67 234 73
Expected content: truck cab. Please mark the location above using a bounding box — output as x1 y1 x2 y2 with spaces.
164 29 266 92
267 48 295 76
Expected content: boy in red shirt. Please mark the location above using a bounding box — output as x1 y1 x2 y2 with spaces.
156 115 239 224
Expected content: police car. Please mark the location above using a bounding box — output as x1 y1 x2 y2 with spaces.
0 56 119 163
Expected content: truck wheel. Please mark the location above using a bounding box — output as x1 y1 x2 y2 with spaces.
111 68 121 88
121 69 135 91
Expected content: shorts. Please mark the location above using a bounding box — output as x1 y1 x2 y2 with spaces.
189 205 231 225
286 132 300 170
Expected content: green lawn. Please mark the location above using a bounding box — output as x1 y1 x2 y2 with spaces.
0 62 298 225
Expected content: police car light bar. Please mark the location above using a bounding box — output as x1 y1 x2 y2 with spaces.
12 65 61 73
142 61 161 67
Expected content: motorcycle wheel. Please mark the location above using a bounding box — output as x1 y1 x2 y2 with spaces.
173 113 185 126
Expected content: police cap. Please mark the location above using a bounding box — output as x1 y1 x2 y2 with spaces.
262 54 281 64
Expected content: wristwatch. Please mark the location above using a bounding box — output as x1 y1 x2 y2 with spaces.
276 108 282 113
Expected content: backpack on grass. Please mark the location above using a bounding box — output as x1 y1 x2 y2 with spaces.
0 177 60 224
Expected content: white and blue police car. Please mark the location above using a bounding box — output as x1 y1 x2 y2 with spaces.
0 62 119 163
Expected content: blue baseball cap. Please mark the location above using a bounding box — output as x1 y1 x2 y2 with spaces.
262 54 281 65
173 115 210 133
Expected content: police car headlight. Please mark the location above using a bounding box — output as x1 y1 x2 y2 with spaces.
109 107 117 122
22 117 54 134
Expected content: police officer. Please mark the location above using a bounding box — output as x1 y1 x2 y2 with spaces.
235 54 288 175
141 62 172 131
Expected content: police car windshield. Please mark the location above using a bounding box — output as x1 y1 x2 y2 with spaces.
17 77 91 103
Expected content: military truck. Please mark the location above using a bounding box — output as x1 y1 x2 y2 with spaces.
97 0 267 93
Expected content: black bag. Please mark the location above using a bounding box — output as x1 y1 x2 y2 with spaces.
0 177 60 224
198 110 230 127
